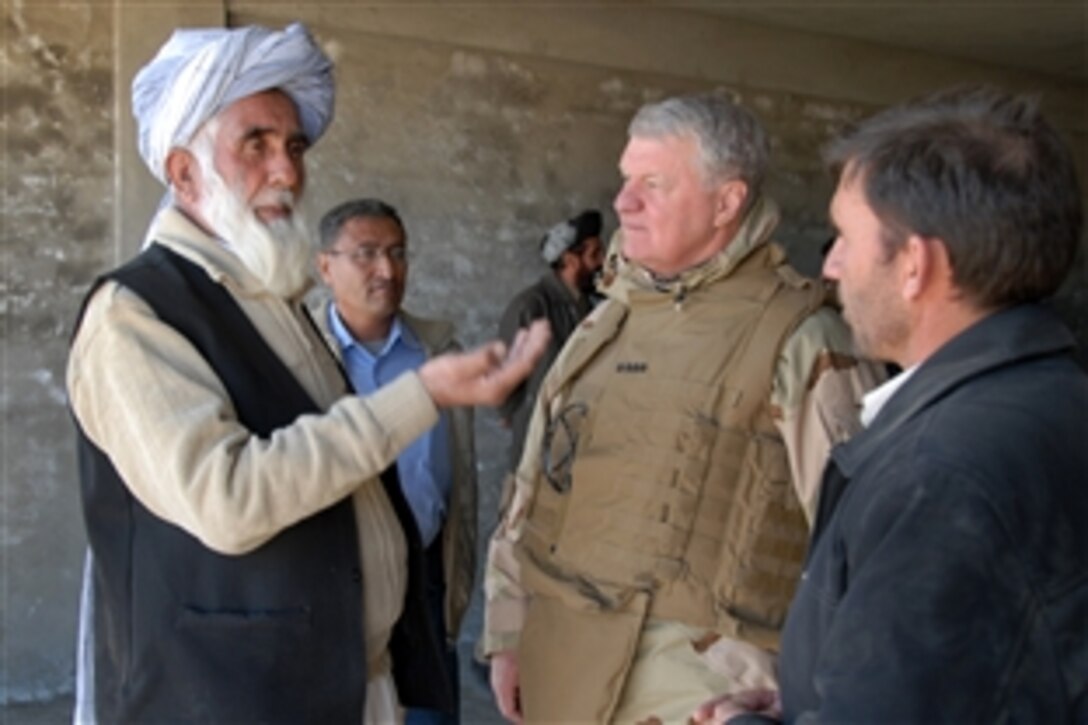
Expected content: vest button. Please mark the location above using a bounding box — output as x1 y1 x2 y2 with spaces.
351 567 362 583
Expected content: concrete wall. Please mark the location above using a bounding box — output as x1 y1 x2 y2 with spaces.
2 0 1084 706
2 1 114 704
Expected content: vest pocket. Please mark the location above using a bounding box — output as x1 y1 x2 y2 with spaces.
518 591 647 722
711 433 808 633
171 605 312 720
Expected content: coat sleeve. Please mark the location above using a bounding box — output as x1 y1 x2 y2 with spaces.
67 281 439 555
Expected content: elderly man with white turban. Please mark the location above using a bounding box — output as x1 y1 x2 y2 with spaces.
67 23 548 724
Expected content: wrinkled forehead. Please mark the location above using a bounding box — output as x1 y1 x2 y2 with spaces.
210 89 305 141
829 170 860 222
619 132 701 175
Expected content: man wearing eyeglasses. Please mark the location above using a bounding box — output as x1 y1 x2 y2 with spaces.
314 197 476 725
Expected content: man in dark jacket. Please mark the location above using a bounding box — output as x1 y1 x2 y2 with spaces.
693 85 1087 723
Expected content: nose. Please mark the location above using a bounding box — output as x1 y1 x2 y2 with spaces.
822 237 843 280
614 180 640 215
267 146 302 193
371 251 395 278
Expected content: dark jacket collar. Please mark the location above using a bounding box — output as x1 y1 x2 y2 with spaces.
833 304 1076 477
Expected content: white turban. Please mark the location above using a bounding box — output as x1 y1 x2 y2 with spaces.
132 22 334 185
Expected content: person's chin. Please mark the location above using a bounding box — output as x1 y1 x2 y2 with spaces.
840 301 857 328
367 300 398 318
624 247 653 268
622 234 652 258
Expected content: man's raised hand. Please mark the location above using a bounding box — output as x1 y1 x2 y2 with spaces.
418 319 551 408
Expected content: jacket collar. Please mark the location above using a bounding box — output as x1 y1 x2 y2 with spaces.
600 195 781 305
310 295 455 360
148 206 313 302
832 304 1076 477
326 303 422 357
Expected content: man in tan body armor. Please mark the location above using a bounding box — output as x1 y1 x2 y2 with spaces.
483 93 884 723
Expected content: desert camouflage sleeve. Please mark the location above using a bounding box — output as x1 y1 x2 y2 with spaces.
481 393 550 654
771 307 886 524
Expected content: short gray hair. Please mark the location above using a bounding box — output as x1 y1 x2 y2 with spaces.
629 92 769 196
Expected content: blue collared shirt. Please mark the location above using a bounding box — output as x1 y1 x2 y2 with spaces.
328 303 451 547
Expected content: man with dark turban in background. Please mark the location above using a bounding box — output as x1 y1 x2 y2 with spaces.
67 23 548 724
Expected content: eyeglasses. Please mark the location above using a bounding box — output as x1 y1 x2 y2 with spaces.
325 245 408 266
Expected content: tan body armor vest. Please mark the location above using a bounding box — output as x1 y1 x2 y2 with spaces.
516 243 824 652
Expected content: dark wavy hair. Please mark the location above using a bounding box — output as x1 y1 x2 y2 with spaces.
826 85 1083 307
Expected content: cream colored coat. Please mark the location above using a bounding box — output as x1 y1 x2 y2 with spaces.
68 207 437 721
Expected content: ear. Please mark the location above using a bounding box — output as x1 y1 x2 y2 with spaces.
316 252 334 286
558 248 579 271
165 147 202 207
713 180 749 228
900 235 952 301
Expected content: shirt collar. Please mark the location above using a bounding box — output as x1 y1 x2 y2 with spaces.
860 364 918 428
327 303 421 359
150 207 261 293
602 195 781 303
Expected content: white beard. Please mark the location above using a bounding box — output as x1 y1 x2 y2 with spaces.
197 167 314 299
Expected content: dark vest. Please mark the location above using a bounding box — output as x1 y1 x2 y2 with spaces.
73 244 366 723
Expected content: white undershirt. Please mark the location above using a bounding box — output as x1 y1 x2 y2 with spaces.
860 365 918 428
